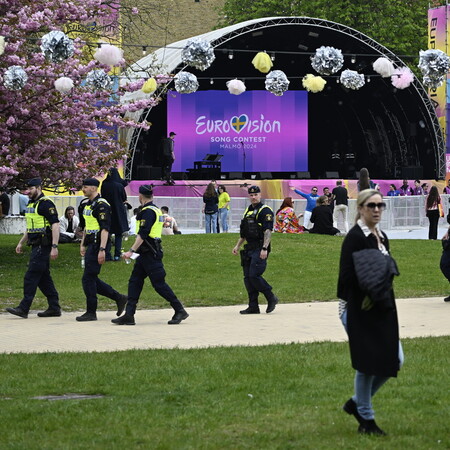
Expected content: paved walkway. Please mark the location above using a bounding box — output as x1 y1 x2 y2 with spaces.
0 298 448 354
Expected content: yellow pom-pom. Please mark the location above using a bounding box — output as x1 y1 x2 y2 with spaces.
142 78 157 94
302 74 326 93
251 52 273 73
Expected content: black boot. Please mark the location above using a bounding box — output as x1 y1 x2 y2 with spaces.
342 398 363 425
358 419 386 436
116 294 127 316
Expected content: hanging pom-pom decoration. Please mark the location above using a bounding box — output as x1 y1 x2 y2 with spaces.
174 71 199 94
181 38 215 71
94 44 123 66
40 30 74 63
85 69 112 90
418 49 450 89
391 67 414 89
372 57 395 78
4 66 28 90
265 70 290 96
226 79 246 95
302 74 326 93
252 52 273 73
311 46 344 75
141 78 157 94
340 69 365 90
0 36 6 56
54 76 74 93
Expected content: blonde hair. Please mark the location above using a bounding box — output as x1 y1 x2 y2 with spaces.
354 189 383 223
316 195 328 206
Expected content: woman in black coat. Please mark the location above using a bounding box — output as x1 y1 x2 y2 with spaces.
337 189 403 436
101 168 129 260
309 195 340 235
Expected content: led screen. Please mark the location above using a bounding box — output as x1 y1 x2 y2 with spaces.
167 90 308 172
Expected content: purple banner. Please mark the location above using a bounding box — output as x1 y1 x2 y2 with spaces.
167 90 308 172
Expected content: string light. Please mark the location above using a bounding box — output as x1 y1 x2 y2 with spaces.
271 52 275 61
228 51 234 60
351 55 356 63
142 46 147 55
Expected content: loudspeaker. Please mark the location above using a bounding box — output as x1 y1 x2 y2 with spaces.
136 166 161 180
259 172 272 179
296 171 310 179
229 172 243 179
325 171 339 178
401 166 423 180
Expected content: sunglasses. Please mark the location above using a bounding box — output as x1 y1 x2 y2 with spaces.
365 202 386 210
312 189 318 192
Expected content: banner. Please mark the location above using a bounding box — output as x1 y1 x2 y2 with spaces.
167 90 308 172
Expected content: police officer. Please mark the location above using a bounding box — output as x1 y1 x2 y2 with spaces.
6 177 62 318
76 178 127 322
232 185 279 314
112 184 189 325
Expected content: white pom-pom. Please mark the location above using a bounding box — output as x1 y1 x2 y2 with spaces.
94 44 123 66
372 57 395 78
54 76 74 93
0 36 6 56
226 79 246 95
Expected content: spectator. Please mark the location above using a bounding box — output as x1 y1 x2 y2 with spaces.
425 186 442 240
412 179 423 195
203 182 219 233
443 179 450 195
161 206 180 235
323 187 334 212
309 195 340 235
332 180 349 233
274 197 304 233
19 191 29 215
218 185 231 232
101 168 129 261
357 168 378 191
399 180 413 196
59 206 80 243
422 183 429 195
291 185 319 229
0 188 10 216
128 207 140 236
386 184 400 197
440 227 450 302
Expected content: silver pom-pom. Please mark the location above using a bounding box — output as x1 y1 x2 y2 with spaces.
40 30 74 63
265 70 290 96
340 69 365 90
85 69 113 90
4 65 28 90
311 46 344 75
418 49 450 89
181 38 215 71
174 71 199 94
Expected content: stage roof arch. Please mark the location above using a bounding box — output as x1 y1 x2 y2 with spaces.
123 16 444 180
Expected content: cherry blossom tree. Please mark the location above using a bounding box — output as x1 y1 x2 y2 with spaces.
0 0 161 191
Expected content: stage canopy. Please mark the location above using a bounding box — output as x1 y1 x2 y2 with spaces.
122 16 444 180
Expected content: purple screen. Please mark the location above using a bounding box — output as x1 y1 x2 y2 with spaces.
167 90 308 172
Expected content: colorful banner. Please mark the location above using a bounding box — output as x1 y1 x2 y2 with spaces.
167 90 308 173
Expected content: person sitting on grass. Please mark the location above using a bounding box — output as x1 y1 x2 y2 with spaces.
161 206 180 235
59 206 81 243
274 197 304 234
309 196 341 235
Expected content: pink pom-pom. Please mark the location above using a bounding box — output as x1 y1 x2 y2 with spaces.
54 76 74 93
94 44 123 66
391 67 414 89
226 79 246 95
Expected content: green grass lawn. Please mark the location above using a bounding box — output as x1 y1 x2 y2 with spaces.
0 233 448 311
0 337 448 449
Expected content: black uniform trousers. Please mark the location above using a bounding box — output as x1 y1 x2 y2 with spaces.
19 244 60 313
440 249 450 281
241 247 274 309
126 252 183 316
82 243 122 313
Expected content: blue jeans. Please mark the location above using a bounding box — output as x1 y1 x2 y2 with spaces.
205 213 218 233
219 208 229 232
340 308 404 420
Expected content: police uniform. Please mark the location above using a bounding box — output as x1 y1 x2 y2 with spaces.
77 179 126 321
7 178 61 318
239 186 279 313
113 185 188 325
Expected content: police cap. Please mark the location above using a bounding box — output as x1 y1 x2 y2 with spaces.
248 185 261 194
139 184 153 195
82 178 100 187
27 177 42 187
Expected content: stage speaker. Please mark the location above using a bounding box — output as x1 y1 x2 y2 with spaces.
259 172 272 179
136 166 161 180
229 172 243 179
402 166 423 180
296 171 310 179
325 171 339 178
